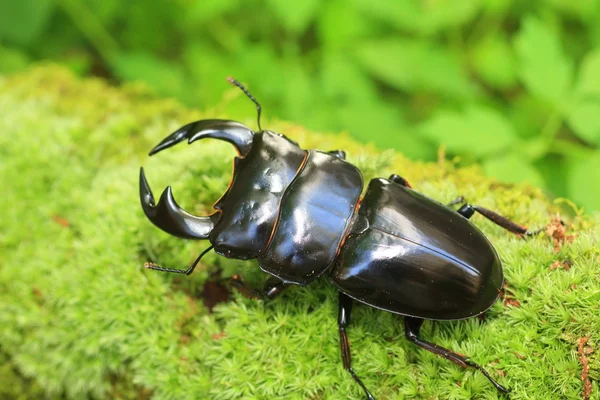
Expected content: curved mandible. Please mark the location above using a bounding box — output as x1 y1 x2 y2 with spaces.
139 168 215 239
149 119 254 157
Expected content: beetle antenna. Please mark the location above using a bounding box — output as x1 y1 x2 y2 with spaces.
144 245 214 276
227 76 262 131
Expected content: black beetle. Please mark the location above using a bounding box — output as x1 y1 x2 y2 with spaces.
139 78 541 399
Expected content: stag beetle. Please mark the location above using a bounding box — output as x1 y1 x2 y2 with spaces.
139 78 541 399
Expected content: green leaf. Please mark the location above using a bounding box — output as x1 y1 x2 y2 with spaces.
483 154 545 187
0 0 55 45
183 43 239 106
338 103 434 160
566 49 600 144
420 106 517 157
415 0 481 32
111 52 185 99
506 95 551 139
281 62 314 122
233 44 289 113
320 56 378 103
317 0 370 49
566 99 600 145
481 0 513 14
316 56 436 158
0 45 30 74
514 17 574 106
266 0 321 34
352 0 481 35
183 0 241 25
471 33 517 90
535 156 570 197
574 49 600 96
350 0 421 34
568 153 600 212
590 8 600 48
542 0 598 19
355 39 476 99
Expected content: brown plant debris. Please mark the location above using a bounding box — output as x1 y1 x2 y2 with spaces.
51 215 70 228
500 282 521 307
578 336 593 400
202 280 230 313
176 295 198 330
504 297 521 307
545 214 575 252
549 259 572 271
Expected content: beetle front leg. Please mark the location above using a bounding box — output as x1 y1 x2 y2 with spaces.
338 292 376 400
230 275 288 300
448 197 543 237
404 317 509 394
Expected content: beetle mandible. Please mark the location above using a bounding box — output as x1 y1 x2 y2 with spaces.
139 77 541 399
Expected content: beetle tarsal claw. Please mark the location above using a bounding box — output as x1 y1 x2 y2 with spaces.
139 167 214 239
148 119 254 157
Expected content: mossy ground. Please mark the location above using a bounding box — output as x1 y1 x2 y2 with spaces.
1 65 598 400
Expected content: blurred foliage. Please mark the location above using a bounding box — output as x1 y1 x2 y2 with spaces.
1 0 600 210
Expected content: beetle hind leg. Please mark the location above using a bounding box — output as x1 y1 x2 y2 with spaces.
338 292 376 400
448 197 543 237
404 317 509 394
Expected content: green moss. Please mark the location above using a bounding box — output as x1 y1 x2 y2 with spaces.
1 65 599 400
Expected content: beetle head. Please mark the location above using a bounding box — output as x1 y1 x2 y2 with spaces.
139 119 254 240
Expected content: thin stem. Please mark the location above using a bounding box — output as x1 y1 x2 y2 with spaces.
58 0 120 63
529 110 564 161
548 138 596 158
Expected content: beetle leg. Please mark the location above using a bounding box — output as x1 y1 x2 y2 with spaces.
338 292 376 400
388 174 413 188
327 150 347 159
467 205 543 236
446 196 466 207
404 317 509 394
449 198 543 237
230 275 288 300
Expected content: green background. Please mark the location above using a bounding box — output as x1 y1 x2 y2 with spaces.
1 0 600 210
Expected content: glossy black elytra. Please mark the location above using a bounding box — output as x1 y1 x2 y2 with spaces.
139 78 541 399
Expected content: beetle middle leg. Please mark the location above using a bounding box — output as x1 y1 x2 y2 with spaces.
404 317 509 394
338 292 376 400
447 197 543 237
230 275 288 300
